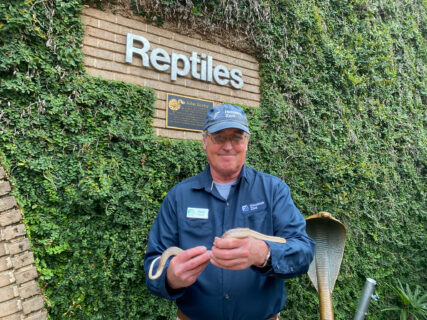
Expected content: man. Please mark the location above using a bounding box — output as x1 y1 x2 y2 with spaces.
144 104 315 320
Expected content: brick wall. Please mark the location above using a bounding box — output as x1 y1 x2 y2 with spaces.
0 167 47 320
81 7 261 140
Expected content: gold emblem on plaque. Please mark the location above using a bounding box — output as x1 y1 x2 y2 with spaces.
168 99 185 111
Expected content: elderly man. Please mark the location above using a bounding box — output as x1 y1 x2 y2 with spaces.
144 104 315 320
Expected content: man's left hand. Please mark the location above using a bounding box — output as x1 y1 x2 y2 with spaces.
210 236 269 270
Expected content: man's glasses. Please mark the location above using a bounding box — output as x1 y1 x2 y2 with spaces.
207 132 248 145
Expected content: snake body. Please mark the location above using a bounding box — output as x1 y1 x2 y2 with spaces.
148 228 286 280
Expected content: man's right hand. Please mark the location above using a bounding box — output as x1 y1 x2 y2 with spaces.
166 246 210 290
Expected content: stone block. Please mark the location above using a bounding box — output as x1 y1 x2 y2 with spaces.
153 118 165 128
0 196 17 213
116 15 148 34
24 310 47 320
0 180 11 196
12 251 34 269
0 256 12 272
1 224 26 241
0 242 8 257
2 312 21 320
18 280 41 299
98 19 121 34
0 209 22 227
22 296 44 315
0 299 22 317
7 238 31 255
0 285 18 303
14 266 38 285
0 271 15 287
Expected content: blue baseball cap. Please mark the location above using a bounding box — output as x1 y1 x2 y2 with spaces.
203 104 251 134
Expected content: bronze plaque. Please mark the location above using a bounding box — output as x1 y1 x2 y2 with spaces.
166 94 213 132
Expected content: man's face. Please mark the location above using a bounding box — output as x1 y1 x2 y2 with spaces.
202 128 249 182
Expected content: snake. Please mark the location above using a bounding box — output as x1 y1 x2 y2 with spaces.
148 227 286 280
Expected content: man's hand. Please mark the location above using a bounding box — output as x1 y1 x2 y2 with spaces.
210 236 269 270
166 246 211 290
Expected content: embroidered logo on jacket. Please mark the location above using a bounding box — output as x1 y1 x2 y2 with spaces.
241 201 265 213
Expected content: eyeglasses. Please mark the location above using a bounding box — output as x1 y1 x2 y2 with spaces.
207 132 248 145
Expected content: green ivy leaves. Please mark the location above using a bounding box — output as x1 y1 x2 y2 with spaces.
0 0 425 319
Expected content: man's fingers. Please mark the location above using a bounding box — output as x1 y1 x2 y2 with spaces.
181 250 211 271
171 249 210 276
174 246 207 263
210 237 268 270
211 243 248 260
210 256 246 270
167 249 210 289
213 237 246 249
183 259 210 278
210 244 248 270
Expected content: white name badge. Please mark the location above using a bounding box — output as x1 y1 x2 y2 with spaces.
187 207 209 219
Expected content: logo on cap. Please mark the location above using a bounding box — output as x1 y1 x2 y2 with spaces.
203 104 250 134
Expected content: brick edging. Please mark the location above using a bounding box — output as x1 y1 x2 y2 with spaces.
0 166 47 320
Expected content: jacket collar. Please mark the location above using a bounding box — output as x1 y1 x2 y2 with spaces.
192 165 249 192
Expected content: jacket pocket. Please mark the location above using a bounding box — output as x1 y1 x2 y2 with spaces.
244 209 269 231
181 218 213 247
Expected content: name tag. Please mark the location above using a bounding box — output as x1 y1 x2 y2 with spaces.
187 207 209 219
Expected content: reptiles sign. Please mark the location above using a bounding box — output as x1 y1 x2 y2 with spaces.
125 33 244 89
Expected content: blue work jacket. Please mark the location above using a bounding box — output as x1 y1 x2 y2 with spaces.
144 165 315 320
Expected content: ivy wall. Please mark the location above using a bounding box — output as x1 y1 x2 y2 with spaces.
0 0 425 319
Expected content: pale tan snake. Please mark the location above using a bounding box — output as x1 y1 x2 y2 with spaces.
148 228 286 280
